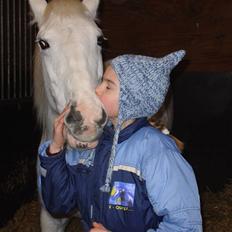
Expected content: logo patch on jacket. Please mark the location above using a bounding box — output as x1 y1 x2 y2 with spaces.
109 181 135 209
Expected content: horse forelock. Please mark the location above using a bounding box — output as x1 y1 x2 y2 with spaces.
42 0 101 40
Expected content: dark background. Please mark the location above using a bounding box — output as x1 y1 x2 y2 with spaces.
0 0 232 228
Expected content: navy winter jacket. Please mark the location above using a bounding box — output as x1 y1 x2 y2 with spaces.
39 118 202 231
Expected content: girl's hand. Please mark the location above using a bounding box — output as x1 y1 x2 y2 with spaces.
49 105 70 154
90 222 110 232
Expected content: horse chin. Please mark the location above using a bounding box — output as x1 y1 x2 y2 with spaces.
66 126 103 143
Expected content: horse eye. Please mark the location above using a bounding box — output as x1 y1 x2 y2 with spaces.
38 39 50 50
97 36 105 46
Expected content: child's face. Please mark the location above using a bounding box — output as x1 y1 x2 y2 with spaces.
96 65 120 124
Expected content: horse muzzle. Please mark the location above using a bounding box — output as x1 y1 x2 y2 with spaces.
64 105 108 143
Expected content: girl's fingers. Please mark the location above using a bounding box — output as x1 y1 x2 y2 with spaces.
92 222 102 228
55 104 71 125
57 106 70 120
91 222 108 231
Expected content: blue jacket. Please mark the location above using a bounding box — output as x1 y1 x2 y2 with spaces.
39 118 202 231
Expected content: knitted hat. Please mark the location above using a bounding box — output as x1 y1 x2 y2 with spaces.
100 50 186 192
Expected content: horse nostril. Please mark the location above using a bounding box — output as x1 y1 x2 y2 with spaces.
66 108 83 124
96 109 107 127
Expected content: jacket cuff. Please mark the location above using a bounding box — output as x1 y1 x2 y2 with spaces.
46 146 63 157
38 140 52 157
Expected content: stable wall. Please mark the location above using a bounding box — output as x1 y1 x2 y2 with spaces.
99 0 232 71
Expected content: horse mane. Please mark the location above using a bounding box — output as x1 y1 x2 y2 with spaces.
33 46 49 135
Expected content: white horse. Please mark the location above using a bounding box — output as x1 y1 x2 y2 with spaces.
29 0 105 231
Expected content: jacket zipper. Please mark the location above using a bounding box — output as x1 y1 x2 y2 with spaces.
90 204 93 222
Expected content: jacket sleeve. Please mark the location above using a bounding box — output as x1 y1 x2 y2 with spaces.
38 141 83 217
141 133 202 232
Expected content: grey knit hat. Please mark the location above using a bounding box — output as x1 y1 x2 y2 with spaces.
100 50 186 192
112 50 186 121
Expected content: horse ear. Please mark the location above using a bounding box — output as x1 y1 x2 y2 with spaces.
82 0 100 18
29 0 47 26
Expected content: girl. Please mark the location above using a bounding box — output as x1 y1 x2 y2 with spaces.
39 50 202 231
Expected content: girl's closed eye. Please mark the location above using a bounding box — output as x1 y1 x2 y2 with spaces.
106 80 114 90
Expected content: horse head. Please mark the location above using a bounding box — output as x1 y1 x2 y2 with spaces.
30 0 107 143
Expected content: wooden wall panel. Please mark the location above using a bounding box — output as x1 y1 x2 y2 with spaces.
99 0 232 71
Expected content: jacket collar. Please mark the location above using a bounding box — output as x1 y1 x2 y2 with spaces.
101 118 149 144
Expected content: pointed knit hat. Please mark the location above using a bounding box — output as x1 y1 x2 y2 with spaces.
100 50 186 192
